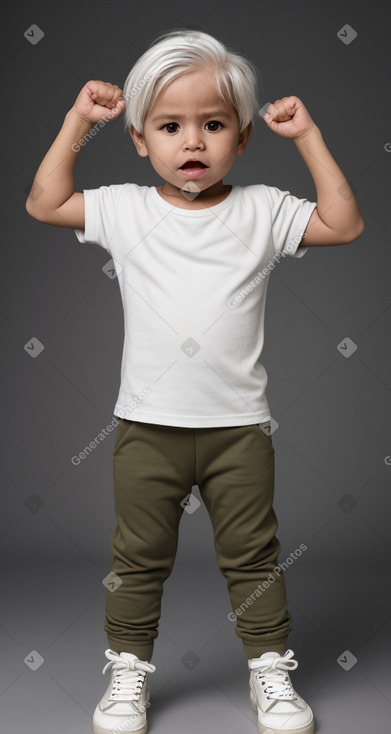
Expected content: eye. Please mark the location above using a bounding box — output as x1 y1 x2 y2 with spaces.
160 120 224 134
205 120 223 131
161 122 179 133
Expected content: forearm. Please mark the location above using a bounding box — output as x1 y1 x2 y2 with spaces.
294 125 364 237
26 109 91 215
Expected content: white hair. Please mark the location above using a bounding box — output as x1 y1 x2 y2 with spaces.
122 28 261 135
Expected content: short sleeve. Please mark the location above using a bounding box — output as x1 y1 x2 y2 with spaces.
74 185 126 252
265 186 317 258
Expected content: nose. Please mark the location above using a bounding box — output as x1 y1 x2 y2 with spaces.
183 125 205 150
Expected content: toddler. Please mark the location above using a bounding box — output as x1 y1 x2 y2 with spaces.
26 28 364 734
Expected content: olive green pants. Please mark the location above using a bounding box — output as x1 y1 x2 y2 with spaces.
104 418 292 662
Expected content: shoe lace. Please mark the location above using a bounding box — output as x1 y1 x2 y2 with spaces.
249 649 299 701
102 649 156 702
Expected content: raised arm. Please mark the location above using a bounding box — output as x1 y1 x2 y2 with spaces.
25 80 125 230
263 96 365 246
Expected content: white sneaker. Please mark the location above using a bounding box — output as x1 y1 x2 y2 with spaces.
249 649 314 733
92 649 156 734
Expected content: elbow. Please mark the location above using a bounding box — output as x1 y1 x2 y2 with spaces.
25 197 47 223
341 217 365 244
25 197 34 217
25 196 40 220
351 217 365 243
25 181 46 220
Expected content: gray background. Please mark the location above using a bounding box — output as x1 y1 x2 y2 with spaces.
1 0 391 732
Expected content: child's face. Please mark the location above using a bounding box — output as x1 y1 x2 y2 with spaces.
129 64 252 198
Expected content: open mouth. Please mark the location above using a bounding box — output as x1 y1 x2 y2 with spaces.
179 160 208 170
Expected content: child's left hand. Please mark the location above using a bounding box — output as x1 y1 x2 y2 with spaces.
263 96 316 140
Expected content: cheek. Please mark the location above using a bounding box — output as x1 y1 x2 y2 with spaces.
151 137 171 155
215 139 237 162
216 132 237 151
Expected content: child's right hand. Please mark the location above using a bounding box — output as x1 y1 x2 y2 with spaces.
71 80 125 124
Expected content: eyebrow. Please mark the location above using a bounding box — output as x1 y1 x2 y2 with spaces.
151 110 233 123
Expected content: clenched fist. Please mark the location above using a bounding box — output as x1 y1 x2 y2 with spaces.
263 96 317 141
72 80 125 125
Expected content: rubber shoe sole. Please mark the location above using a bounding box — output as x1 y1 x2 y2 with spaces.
92 719 148 734
250 693 315 734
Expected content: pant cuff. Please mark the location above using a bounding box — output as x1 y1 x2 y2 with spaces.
243 638 287 659
106 637 154 662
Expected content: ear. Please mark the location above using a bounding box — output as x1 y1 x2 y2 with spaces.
129 125 149 158
236 120 253 156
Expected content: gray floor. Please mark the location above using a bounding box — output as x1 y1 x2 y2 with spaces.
1 540 390 733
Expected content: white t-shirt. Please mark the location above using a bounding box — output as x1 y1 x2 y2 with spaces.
74 183 316 428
